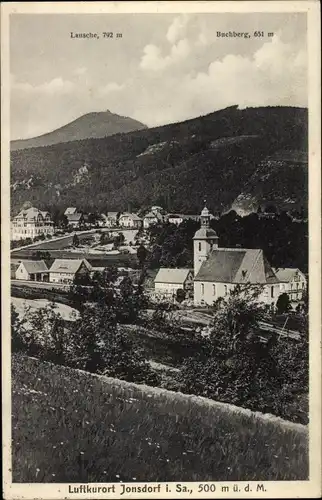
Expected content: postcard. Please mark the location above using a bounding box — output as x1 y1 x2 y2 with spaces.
1 1 321 499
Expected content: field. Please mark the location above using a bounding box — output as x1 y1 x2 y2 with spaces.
12 354 308 483
11 297 79 322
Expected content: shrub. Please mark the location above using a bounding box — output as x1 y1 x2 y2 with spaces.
276 293 291 314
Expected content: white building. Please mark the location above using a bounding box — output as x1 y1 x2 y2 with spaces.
273 268 307 302
143 211 163 229
11 207 54 241
193 205 280 306
106 212 119 227
49 258 92 284
15 260 49 282
167 214 184 226
154 268 194 298
119 213 143 229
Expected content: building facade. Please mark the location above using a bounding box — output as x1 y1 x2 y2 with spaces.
11 207 54 241
273 268 307 302
154 268 194 298
49 259 92 284
119 213 143 229
193 205 280 306
15 260 49 282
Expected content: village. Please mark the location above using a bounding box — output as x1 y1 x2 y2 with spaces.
10 202 307 309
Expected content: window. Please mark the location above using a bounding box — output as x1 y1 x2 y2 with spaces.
213 284 216 296
224 285 228 296
201 283 204 295
198 242 201 252
271 286 274 298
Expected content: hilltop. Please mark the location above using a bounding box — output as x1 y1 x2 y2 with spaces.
10 105 308 214
12 354 308 482
11 110 147 151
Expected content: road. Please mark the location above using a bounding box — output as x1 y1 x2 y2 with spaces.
11 228 139 254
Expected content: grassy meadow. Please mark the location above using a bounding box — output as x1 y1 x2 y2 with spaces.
11 354 308 483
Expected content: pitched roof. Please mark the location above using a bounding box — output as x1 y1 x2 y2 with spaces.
120 213 142 221
19 260 48 273
155 268 192 284
144 211 158 218
49 259 91 274
193 227 218 240
67 213 83 222
107 212 118 218
15 207 43 220
273 268 304 282
64 207 77 215
195 248 279 284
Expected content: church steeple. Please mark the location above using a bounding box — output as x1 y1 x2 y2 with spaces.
193 201 219 276
200 200 211 228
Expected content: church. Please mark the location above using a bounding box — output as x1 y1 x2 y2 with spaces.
193 205 280 306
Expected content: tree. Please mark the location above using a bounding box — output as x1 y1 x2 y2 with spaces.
72 233 80 247
176 288 186 303
276 293 291 314
137 244 147 268
68 302 159 385
32 250 51 261
113 233 125 249
179 284 284 412
11 304 27 353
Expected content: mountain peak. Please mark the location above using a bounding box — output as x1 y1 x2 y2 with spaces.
11 111 147 150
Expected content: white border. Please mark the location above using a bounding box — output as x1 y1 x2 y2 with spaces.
1 2 321 499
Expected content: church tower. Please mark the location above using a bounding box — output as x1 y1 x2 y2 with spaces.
193 203 218 276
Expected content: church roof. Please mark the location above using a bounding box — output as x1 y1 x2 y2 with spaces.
194 248 279 284
193 227 218 240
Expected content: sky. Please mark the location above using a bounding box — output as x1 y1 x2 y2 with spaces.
10 12 307 140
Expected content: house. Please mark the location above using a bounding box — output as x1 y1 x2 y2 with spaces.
11 207 54 241
49 258 92 284
66 212 85 229
98 214 109 227
167 214 184 226
119 213 143 229
273 268 307 302
106 212 119 227
151 205 165 215
154 268 194 298
15 260 49 282
193 205 280 306
64 207 77 216
143 211 163 229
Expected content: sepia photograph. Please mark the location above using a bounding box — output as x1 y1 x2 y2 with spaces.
1 1 321 499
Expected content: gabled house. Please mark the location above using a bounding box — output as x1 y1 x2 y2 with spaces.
49 258 92 284
154 268 194 297
273 268 307 302
66 212 85 229
167 214 184 226
106 212 119 227
119 213 143 229
98 214 109 227
193 205 280 306
15 260 49 282
143 211 163 229
64 207 77 216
